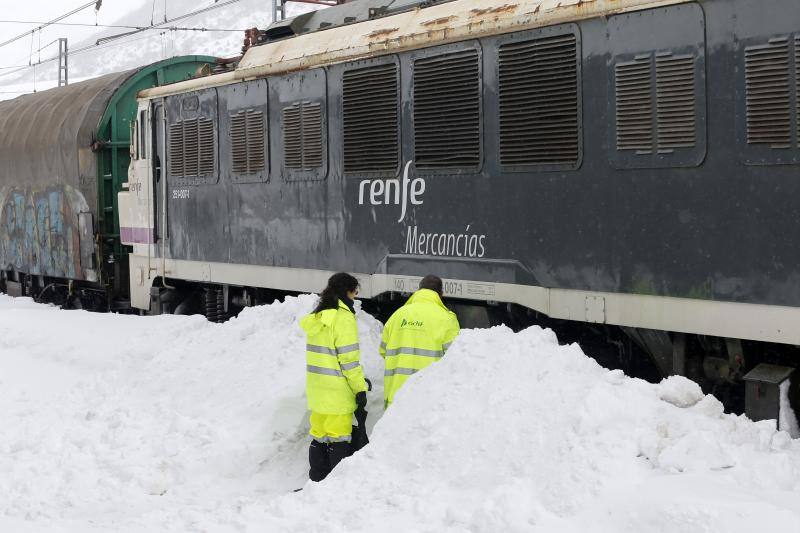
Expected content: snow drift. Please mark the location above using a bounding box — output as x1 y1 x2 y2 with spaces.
1 294 799 532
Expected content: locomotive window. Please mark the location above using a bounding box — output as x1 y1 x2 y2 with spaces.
412 49 481 170
498 33 580 169
132 120 139 160
282 101 322 170
230 109 266 175
168 117 216 182
138 110 147 160
342 63 399 175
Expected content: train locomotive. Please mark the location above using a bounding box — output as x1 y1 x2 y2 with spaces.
4 0 800 424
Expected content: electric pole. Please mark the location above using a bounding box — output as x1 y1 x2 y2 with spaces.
58 37 68 86
272 0 286 23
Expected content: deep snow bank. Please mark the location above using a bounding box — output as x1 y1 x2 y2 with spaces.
258 327 800 532
2 294 800 532
0 294 385 531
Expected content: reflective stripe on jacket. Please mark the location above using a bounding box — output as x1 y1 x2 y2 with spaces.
380 289 460 405
300 300 368 414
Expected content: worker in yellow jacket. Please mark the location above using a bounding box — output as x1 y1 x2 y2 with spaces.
300 272 369 481
380 275 460 407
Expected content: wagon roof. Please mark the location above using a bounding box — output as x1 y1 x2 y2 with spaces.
0 70 134 188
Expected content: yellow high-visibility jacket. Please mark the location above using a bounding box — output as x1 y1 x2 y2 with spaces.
300 300 368 414
380 289 460 405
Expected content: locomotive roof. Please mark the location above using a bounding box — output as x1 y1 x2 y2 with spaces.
140 0 692 100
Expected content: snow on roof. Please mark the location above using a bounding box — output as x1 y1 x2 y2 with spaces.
1 293 800 530
140 0 693 100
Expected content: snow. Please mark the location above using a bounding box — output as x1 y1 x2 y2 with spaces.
2 293 800 531
780 379 800 439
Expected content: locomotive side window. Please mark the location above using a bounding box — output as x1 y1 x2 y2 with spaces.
342 62 400 176
496 29 581 170
139 110 147 160
607 3 707 169
132 120 139 160
737 35 800 165
412 47 482 171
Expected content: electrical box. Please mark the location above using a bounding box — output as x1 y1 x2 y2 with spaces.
742 363 795 424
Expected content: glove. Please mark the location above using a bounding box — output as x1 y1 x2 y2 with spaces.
355 391 367 409
365 378 373 392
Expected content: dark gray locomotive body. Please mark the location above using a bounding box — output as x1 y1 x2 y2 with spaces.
158 0 799 309
124 0 800 417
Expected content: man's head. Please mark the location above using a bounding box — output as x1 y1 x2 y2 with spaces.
419 274 443 296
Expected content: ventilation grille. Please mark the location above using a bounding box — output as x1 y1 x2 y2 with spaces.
168 117 215 178
230 109 266 175
168 123 184 177
413 49 481 168
302 102 323 169
283 105 302 168
283 102 323 170
745 37 791 148
343 63 399 174
616 52 698 154
198 119 214 175
797 35 800 144
498 34 579 166
615 58 654 153
656 54 696 150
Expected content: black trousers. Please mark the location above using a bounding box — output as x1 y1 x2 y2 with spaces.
309 440 352 482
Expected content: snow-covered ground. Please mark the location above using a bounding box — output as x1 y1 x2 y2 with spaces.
1 294 800 532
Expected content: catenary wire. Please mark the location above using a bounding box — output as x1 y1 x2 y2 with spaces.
0 0 247 89
0 1 98 50
0 19 247 31
0 0 246 74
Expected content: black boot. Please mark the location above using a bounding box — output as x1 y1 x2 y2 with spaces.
328 441 353 472
309 440 331 482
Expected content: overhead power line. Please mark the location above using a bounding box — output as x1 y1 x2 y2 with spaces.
0 0 247 83
0 31 155 81
0 1 100 51
0 20 245 32
95 0 244 45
